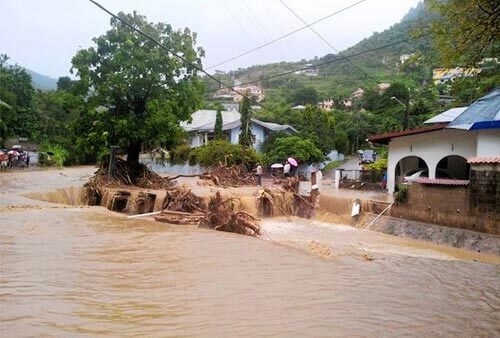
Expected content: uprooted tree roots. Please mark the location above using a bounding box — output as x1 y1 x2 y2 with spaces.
155 190 261 237
200 165 256 187
84 158 174 203
199 192 261 236
163 188 206 213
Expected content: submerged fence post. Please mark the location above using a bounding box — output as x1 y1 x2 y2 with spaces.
334 169 341 189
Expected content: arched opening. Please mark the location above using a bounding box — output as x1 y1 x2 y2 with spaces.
436 155 470 180
395 156 429 185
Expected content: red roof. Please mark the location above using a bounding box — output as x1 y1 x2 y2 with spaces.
468 156 500 164
416 178 470 186
368 124 447 144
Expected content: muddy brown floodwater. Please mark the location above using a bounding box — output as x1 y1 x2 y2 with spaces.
1 167 500 337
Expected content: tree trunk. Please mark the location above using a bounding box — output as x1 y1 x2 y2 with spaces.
127 142 141 166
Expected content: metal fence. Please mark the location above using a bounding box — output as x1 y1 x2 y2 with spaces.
339 169 385 183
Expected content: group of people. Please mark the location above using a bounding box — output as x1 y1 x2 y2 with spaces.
255 159 300 187
0 151 30 170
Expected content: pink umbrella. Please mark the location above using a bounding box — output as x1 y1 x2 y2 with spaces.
287 157 298 167
8 150 20 156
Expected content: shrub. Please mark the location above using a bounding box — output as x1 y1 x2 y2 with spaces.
364 158 388 171
170 144 191 165
39 144 69 168
394 184 408 203
189 140 260 170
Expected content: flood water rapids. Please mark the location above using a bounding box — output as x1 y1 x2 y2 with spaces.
1 167 499 337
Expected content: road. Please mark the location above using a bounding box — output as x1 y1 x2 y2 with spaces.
338 156 361 171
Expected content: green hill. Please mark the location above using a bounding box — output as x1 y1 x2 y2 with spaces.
26 69 58 91
206 1 435 100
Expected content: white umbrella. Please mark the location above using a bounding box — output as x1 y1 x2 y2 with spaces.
271 163 284 168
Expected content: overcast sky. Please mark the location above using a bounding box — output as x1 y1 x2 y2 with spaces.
0 0 421 78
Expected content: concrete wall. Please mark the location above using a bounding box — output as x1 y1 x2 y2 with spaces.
469 163 499 232
391 179 499 234
476 129 500 156
387 129 477 193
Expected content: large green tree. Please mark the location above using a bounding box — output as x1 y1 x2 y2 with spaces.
238 96 254 147
428 0 499 66
298 105 336 153
267 136 324 164
0 54 37 145
71 11 204 166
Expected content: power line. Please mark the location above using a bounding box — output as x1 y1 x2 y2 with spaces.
278 0 378 83
219 0 259 46
87 0 275 113
218 35 425 89
205 0 369 70
261 0 300 60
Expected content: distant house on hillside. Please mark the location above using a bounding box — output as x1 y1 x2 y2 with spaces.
294 63 319 77
432 67 481 85
213 85 265 102
213 88 234 100
350 88 365 100
377 83 391 93
181 109 296 151
399 53 415 64
318 99 334 111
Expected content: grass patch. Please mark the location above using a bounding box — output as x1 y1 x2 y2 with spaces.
323 160 342 173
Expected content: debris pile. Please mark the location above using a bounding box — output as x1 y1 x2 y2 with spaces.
163 188 206 213
199 192 261 236
84 158 172 201
200 165 255 187
154 187 207 224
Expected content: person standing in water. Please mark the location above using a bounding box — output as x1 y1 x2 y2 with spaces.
256 163 263 186
283 162 291 178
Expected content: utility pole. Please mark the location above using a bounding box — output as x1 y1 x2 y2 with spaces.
355 110 360 151
391 96 409 130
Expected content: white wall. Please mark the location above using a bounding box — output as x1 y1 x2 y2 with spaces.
229 122 265 151
387 129 477 193
477 129 500 156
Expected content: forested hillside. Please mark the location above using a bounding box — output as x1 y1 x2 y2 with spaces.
205 2 434 100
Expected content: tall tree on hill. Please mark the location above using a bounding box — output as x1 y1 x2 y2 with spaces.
214 104 224 140
291 86 319 105
57 76 74 92
71 12 204 167
427 0 500 66
238 95 254 148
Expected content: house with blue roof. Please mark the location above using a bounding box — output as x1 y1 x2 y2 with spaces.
369 89 500 193
180 109 297 151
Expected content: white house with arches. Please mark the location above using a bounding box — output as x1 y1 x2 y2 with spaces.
369 89 500 193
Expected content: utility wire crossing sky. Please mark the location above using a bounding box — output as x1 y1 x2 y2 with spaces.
0 0 421 78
